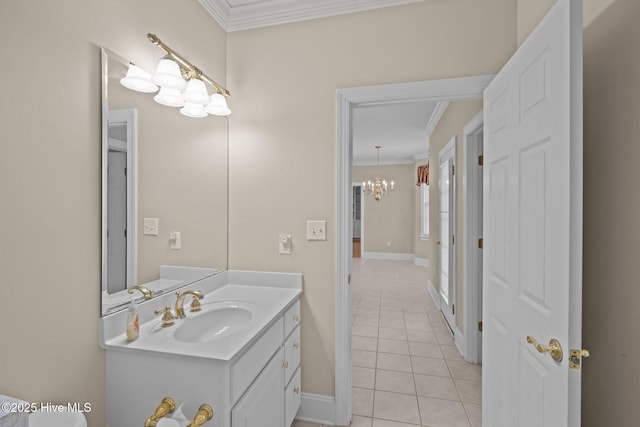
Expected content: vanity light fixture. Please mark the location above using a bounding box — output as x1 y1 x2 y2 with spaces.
119 33 231 117
363 145 395 201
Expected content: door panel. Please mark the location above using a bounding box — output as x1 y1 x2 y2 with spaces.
439 138 456 331
482 0 582 425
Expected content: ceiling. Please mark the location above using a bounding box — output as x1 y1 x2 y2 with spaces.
198 0 440 165
198 0 426 32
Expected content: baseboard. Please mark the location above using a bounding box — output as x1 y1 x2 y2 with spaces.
296 393 336 425
362 252 414 261
414 257 430 268
428 279 439 307
455 326 465 357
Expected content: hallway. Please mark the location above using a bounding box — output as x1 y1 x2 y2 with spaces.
294 259 482 427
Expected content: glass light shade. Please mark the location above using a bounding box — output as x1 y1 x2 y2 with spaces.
152 58 186 90
120 64 158 93
183 78 210 104
180 102 208 118
205 93 232 116
153 87 184 107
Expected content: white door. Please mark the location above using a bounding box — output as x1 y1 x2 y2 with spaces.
482 0 583 425
107 150 127 294
439 137 456 332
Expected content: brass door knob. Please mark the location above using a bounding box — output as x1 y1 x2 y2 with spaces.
436 240 441 245
526 336 563 362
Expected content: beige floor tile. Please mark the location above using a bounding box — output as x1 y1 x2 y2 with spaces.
353 325 380 338
378 327 407 340
378 338 410 355
440 344 464 360
435 331 456 345
414 374 460 401
376 353 413 373
353 349 377 369
406 329 438 344
354 316 380 328
454 378 482 404
380 317 407 329
411 356 451 377
446 360 482 381
353 336 378 352
353 366 376 389
351 415 373 427
379 310 404 320
463 402 482 427
375 369 416 394
372 419 420 427
404 319 433 331
409 341 444 358
353 387 374 417
373 391 421 425
418 397 471 427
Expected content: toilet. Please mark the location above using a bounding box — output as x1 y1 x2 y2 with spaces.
29 408 87 427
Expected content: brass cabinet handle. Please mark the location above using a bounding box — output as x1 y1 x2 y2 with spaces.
282 361 289 368
293 342 300 349
293 314 299 322
294 387 300 394
526 336 563 362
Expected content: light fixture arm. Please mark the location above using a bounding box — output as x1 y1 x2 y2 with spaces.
147 33 230 97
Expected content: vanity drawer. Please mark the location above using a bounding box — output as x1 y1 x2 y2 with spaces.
284 367 301 427
284 299 300 338
283 325 300 384
231 316 284 404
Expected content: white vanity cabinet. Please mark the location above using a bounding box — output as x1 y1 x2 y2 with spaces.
104 284 302 427
231 299 301 427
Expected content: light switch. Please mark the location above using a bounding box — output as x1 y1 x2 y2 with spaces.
307 220 327 241
170 232 181 250
279 234 292 255
143 218 159 236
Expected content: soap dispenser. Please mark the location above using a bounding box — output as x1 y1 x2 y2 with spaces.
126 298 140 341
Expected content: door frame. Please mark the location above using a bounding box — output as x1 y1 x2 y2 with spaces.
335 75 494 426
462 110 484 363
438 136 457 333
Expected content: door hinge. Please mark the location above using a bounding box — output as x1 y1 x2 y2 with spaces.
478 155 484 166
478 238 483 249
478 321 483 332
451 164 455 175
348 274 351 285
569 349 590 370
452 304 455 315
452 234 455 245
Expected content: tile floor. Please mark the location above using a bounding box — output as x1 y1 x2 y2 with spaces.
293 259 482 427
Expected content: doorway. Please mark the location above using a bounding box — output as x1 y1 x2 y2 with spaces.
353 185 362 258
336 75 494 425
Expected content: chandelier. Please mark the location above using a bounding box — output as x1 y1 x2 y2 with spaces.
362 145 394 201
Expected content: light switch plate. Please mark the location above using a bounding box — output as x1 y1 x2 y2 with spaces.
143 218 159 236
170 231 181 250
307 220 327 241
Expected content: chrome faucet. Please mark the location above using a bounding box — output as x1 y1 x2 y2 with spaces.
175 290 204 318
128 285 153 300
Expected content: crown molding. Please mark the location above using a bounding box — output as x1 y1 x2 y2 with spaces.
199 0 426 32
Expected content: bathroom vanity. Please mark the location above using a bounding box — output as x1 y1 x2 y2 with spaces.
100 270 302 427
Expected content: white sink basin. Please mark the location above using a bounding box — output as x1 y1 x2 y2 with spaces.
173 301 257 343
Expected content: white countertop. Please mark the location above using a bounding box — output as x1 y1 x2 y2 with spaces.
100 270 302 361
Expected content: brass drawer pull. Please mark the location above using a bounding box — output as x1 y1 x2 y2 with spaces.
293 342 300 349
282 361 289 368
294 387 300 394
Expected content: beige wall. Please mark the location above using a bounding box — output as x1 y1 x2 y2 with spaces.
353 164 415 255
227 0 517 396
582 0 640 424
0 1 226 425
427 100 483 334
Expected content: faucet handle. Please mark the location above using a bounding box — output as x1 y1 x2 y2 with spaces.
154 306 175 327
190 297 202 312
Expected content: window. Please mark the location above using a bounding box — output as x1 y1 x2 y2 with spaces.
420 183 429 239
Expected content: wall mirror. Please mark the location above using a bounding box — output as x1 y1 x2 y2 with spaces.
101 47 228 316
